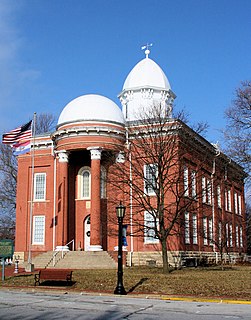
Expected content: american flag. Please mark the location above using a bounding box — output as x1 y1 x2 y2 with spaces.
2 120 32 145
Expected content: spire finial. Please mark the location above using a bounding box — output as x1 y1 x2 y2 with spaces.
141 43 153 58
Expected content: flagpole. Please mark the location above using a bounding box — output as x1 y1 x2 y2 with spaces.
27 112 36 270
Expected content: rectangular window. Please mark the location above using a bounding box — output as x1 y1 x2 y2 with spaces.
225 188 232 212
191 171 196 198
236 225 239 247
33 215 45 244
226 223 229 247
185 212 190 244
217 185 221 208
225 190 228 211
209 218 213 246
192 214 198 244
218 221 222 244
234 192 238 214
203 217 208 245
82 171 90 198
207 180 212 205
240 226 243 247
238 195 242 215
144 164 158 195
228 189 232 212
229 223 233 247
202 177 206 203
184 166 189 197
34 173 46 201
144 211 159 244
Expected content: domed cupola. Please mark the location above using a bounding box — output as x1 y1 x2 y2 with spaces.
118 46 176 122
53 94 125 152
58 94 124 127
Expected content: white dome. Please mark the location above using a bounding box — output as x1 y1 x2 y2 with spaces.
123 57 171 91
58 94 125 125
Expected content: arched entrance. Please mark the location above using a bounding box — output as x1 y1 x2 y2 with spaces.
84 215 91 251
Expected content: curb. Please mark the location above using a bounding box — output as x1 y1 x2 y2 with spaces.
1 286 251 305
161 296 251 305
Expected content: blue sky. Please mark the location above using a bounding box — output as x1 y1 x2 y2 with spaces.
1 0 251 145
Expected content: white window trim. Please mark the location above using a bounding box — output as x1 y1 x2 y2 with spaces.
203 217 208 245
32 215 45 245
225 190 228 211
234 192 238 214
185 212 190 244
207 180 212 205
202 176 206 203
229 223 233 247
240 226 243 247
217 185 221 208
78 166 91 199
238 194 242 215
218 221 222 245
144 211 159 244
144 164 158 196
191 170 196 198
225 188 232 212
236 225 239 248
33 173 46 201
192 214 198 244
228 189 232 212
209 218 213 246
226 223 229 247
184 166 189 197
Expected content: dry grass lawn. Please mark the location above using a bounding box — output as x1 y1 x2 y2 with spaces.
1 265 251 300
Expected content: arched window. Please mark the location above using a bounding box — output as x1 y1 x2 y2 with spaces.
100 166 106 199
78 167 91 199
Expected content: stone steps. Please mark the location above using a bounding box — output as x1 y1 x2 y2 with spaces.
29 251 117 269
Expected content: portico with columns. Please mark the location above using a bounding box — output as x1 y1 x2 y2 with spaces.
54 147 106 252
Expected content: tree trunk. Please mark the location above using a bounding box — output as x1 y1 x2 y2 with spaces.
220 251 224 271
161 239 169 273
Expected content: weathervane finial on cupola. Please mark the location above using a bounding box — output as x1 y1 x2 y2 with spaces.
141 43 153 58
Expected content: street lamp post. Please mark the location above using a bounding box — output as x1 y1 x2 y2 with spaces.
114 201 127 295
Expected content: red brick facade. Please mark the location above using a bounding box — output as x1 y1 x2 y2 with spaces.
14 56 247 265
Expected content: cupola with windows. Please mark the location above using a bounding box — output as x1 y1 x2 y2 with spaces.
118 46 176 122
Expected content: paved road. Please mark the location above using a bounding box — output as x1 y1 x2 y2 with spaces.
0 290 250 320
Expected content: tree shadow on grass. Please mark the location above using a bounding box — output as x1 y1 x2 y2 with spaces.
127 277 149 293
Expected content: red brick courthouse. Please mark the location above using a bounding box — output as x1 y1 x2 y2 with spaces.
14 50 247 267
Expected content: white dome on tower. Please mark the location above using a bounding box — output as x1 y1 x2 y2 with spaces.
119 51 176 122
58 94 125 126
123 57 171 91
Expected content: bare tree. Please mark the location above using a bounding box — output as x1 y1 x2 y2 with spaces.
224 81 251 177
201 214 231 270
35 113 56 134
246 203 251 255
108 104 205 273
0 144 17 240
173 107 209 136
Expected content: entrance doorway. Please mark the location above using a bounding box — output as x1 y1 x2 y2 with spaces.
84 215 91 251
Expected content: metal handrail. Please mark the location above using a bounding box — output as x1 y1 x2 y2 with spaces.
52 250 59 267
65 239 75 251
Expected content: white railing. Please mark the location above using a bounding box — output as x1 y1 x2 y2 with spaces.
65 239 75 251
52 250 60 267
52 240 75 266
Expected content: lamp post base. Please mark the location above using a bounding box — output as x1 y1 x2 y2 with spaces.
114 285 127 295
